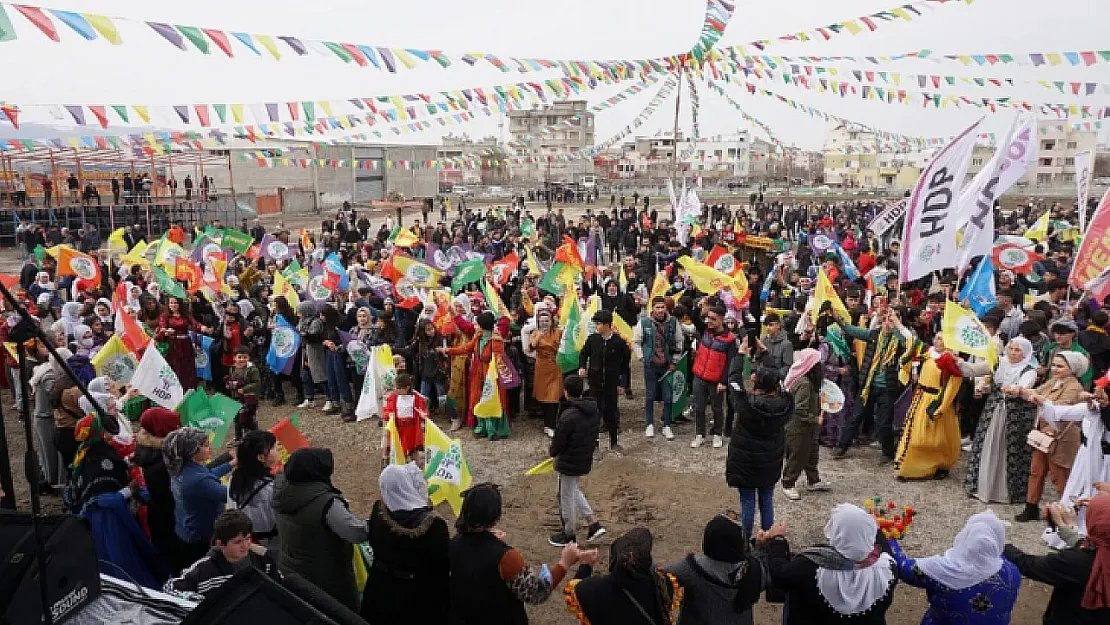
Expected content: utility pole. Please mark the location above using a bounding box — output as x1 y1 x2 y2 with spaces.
669 65 686 221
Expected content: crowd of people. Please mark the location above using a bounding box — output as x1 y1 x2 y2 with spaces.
2 191 1109 624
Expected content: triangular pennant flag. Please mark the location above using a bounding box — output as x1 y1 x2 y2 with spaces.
15 5 59 41
176 25 210 54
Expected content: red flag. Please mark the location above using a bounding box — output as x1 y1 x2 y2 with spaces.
705 245 740 276
554 235 584 272
991 244 1041 274
175 258 204 292
488 251 520 286
115 308 150 355
270 417 309 472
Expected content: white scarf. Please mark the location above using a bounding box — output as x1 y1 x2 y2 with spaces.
815 504 895 615
915 510 1006 590
994 337 1036 387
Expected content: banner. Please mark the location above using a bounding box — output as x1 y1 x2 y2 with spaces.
1075 150 1093 233
131 344 184 409
954 117 1036 271
1069 189 1110 297
899 118 982 283
867 201 907 236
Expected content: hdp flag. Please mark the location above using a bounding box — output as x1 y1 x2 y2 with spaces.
179 390 241 449
958 256 997 318
473 358 502 418
220 228 254 255
451 258 487 293
55 246 101 283
809 268 851 323
424 419 473 515
131 344 184 410
91 335 138 384
192 332 215 381
941 300 997 367
325 252 350 290
153 265 187 299
665 352 690 420
556 296 583 372
115 308 150 354
266 314 300 374
259 234 294 262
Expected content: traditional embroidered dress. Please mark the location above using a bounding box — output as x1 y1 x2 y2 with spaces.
895 344 966 479
446 324 510 439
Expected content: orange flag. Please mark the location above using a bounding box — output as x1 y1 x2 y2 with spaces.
56 247 101 283
174 258 203 292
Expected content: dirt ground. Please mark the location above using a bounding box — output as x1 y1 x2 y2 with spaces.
0 205 1058 623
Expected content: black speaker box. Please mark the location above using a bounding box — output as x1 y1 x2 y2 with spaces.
0 514 101 624
182 568 367 625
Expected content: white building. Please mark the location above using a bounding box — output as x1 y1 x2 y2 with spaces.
506 100 595 183
965 120 1096 188
678 131 752 179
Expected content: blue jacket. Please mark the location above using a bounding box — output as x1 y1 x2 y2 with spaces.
171 460 232 544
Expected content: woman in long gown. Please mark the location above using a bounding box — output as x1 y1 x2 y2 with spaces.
965 337 1039 503
442 311 510 440
158 296 204 391
529 309 563 438
819 325 858 447
896 333 987 480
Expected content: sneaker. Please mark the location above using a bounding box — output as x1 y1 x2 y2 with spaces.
645 424 655 438
449 419 461 432
296 399 314 409
691 435 704 449
662 426 675 440
1014 504 1040 523
782 486 801 501
322 401 335 412
807 481 831 492
544 427 555 438
587 523 607 543
712 435 723 448
548 532 575 547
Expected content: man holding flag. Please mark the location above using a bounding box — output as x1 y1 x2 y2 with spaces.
577 310 631 454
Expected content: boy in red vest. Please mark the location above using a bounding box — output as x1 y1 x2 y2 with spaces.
380 373 428 468
690 303 738 449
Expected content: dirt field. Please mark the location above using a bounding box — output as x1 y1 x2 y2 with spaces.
0 206 1060 624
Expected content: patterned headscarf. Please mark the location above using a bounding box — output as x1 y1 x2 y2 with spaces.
70 414 107 472
162 427 209 476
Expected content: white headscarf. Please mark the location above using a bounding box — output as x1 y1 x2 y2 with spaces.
914 510 1006 591
60 302 82 336
1057 351 1090 379
815 504 896 615
379 463 430 512
995 337 1036 386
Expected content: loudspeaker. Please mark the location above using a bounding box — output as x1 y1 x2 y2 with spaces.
182 568 367 625
0 514 101 624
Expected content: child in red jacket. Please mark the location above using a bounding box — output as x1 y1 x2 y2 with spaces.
380 373 428 468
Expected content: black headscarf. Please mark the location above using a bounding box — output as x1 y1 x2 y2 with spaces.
702 515 749 563
284 448 337 489
476 311 496 332
455 483 501 533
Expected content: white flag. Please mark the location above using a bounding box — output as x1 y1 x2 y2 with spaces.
1075 150 1093 233
130 345 184 410
954 117 1036 271
899 118 982 283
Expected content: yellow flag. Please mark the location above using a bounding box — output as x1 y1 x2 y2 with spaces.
649 272 668 302
154 238 186 269
120 240 150 267
393 227 419 247
424 419 472 515
525 458 555 476
107 228 128 253
473 359 502 418
677 256 747 298
1025 211 1049 242
942 300 997 367
526 246 541 277
578 295 600 350
810 268 851 323
273 271 300 309
383 418 407 465
618 263 628 292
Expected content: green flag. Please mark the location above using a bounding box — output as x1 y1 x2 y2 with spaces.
666 352 690 420
153 266 187 299
451 259 487 293
220 228 253 254
179 391 235 449
0 6 17 42
537 261 569 295
283 258 302 275
33 244 45 265
556 297 582 373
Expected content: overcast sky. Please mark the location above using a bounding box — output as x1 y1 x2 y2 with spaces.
1 0 1107 149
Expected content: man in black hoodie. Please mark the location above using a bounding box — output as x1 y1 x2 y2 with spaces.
549 375 606 547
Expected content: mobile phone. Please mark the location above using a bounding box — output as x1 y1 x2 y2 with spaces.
747 328 759 347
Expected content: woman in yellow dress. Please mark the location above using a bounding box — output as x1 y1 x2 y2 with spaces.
896 333 990 480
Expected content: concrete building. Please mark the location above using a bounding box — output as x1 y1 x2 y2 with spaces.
748 138 776 181
966 121 1096 187
822 123 931 189
506 100 595 183
204 141 439 213
436 133 505 188
679 131 751 179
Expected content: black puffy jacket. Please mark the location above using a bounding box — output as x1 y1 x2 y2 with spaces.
550 397 600 476
725 359 793 490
